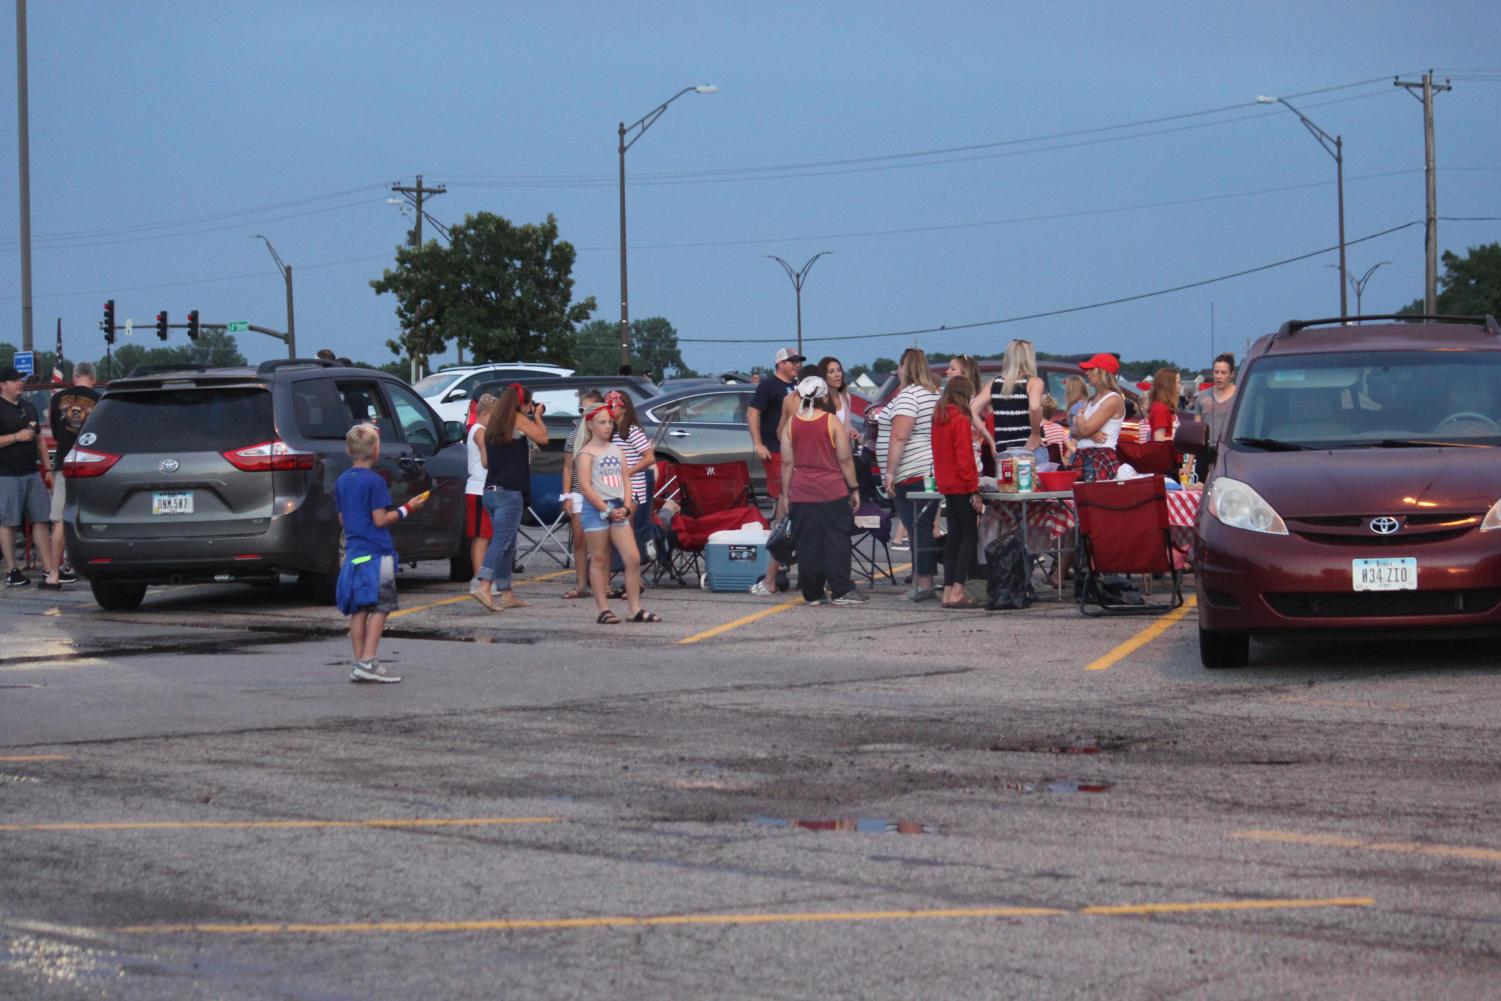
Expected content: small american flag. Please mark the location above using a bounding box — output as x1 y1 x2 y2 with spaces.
52 319 64 383
597 454 624 490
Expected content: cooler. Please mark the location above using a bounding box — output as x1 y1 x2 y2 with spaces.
704 524 771 592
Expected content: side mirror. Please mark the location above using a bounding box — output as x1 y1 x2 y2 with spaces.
443 420 466 446
1175 420 1211 456
443 388 468 402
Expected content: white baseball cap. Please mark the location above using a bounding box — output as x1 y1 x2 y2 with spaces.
775 347 805 364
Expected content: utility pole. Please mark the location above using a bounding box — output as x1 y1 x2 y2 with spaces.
14 0 33 351
390 175 446 381
1395 72 1451 315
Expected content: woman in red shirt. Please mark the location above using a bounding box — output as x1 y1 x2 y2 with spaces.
932 377 985 609
1147 368 1181 444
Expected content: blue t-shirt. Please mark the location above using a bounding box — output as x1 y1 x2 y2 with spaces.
335 466 397 559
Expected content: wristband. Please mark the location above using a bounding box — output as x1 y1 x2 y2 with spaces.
846 482 858 490
397 505 410 520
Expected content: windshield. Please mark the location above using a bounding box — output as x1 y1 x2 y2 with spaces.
412 372 462 397
1230 351 1501 449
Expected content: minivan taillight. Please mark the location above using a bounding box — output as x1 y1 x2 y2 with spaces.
63 447 123 478
222 440 317 472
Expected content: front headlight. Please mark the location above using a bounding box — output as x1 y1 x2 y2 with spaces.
1482 498 1501 532
1206 476 1289 535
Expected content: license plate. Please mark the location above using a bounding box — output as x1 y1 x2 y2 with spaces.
1352 557 1416 592
152 491 194 515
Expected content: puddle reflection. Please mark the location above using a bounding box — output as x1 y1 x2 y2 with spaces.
751 817 936 835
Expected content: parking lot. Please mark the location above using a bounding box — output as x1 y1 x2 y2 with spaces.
3 559 1499 1000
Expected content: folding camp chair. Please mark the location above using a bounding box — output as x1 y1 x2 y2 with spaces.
1073 476 1183 617
1116 439 1180 476
660 459 766 586
515 452 573 571
849 446 894 584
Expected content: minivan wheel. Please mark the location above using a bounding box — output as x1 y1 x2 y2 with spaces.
449 544 473 582
1199 626 1250 669
91 580 147 612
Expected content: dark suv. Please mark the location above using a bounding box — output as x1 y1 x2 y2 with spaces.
1182 314 1501 668
63 359 469 610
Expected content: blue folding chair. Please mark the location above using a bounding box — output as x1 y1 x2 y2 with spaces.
516 456 573 571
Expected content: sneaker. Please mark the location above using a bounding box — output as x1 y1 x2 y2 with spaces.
57 569 78 584
38 580 63 591
890 541 910 551
749 578 776 596
350 661 401 684
5 569 28 587
831 591 870 606
900 587 935 603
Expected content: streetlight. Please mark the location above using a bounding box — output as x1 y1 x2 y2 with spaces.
618 84 717 369
252 235 296 359
1257 95 1347 317
1329 260 1390 316
766 252 832 358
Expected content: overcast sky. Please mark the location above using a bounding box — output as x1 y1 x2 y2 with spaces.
1 1 1497 376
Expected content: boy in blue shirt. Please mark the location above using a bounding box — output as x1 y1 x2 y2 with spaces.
334 424 428 683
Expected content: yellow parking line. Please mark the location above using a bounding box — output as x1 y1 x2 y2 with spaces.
388 570 575 619
515 569 574 587
1233 829 1501 864
1085 595 1197 671
0 755 68 762
678 596 804 645
115 895 1371 936
0 816 557 833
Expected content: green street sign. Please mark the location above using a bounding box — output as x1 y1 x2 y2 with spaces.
226 321 249 333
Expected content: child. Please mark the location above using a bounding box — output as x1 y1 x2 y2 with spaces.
1039 394 1071 459
575 403 660 624
335 424 428 682
466 394 499 610
931 376 983 609
560 389 604 600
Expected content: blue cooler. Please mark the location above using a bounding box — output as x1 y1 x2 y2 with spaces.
704 525 771 592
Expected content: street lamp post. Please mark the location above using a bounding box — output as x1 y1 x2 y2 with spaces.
766 252 832 358
1330 260 1390 316
252 235 296 359
618 84 717 369
1258 95 1347 317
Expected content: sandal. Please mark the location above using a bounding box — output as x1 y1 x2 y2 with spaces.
628 609 663 623
607 585 626 600
561 587 587 600
596 609 621 624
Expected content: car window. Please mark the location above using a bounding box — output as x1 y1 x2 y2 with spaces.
1232 351 1501 447
85 388 273 452
413 372 462 397
290 379 353 439
336 381 397 441
674 393 745 424
385 383 441 449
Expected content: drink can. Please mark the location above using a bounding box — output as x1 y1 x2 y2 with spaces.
1017 456 1033 492
923 473 936 492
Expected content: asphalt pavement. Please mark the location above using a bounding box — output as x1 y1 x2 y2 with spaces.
2 555 1499 1000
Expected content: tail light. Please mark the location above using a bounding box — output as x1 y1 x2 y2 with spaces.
63 446 123 478
222 440 317 472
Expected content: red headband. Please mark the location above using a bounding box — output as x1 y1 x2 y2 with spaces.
509 382 528 403
605 390 626 410
584 403 612 423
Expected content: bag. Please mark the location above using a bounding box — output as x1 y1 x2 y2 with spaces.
984 530 1034 610
1075 573 1145 607
766 515 795 564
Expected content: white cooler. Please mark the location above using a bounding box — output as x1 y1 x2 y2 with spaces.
704 524 771 592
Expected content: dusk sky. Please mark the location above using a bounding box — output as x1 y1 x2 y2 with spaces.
1 1 1497 377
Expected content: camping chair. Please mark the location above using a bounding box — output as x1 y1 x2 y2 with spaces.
515 451 572 571
849 445 894 584
1073 476 1183 617
1116 439 1180 476
660 459 766 586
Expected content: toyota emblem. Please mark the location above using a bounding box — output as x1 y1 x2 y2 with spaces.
159 458 180 474
1369 516 1400 535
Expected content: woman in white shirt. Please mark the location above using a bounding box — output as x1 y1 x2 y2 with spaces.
465 394 499 606
818 356 861 443
1066 353 1126 482
878 347 942 602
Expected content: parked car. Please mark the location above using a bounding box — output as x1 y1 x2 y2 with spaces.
465 375 661 427
64 359 470 610
415 361 573 425
1181 314 1501 668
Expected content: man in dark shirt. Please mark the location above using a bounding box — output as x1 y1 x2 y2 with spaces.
0 366 59 587
745 347 802 594
47 362 100 584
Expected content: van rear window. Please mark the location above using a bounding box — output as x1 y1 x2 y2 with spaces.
84 389 273 453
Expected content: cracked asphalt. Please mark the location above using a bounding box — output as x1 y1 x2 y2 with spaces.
2 560 1499 999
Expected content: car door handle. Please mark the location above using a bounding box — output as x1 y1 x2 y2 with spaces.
398 456 425 468
667 430 692 437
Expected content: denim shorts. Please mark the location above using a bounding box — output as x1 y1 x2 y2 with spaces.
581 498 624 533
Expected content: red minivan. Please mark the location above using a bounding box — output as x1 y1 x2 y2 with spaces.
1181 314 1501 667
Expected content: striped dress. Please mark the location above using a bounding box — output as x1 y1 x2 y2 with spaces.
611 424 652 503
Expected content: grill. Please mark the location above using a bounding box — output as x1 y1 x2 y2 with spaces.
1265 589 1501 619
1294 528 1473 546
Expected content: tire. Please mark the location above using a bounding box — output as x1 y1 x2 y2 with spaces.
91 580 147 611
301 534 345 605
1199 626 1250 669
449 543 473 582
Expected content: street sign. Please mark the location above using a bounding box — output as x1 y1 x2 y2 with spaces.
13 351 33 376
125 318 134 337
226 321 249 333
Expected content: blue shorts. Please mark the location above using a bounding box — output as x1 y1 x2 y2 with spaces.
581 498 625 533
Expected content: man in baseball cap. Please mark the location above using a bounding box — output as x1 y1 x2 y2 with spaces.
0 365 60 588
745 347 804 594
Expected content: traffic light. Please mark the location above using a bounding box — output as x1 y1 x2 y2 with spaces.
103 299 116 344
186 309 200 340
156 310 169 341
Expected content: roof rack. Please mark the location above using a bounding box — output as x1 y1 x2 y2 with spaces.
255 358 338 376
122 364 217 378
1275 314 1501 341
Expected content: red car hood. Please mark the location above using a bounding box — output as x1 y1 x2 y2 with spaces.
1221 446 1501 518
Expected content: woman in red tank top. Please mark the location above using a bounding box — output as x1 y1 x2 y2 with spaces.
777 377 864 606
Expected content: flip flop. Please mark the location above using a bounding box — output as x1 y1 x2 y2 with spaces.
561 587 587 600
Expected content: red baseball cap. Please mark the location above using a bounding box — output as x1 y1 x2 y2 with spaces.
1080 353 1120 374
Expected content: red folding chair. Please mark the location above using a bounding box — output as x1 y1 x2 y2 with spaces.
1073 476 1183 616
659 460 766 586
1116 439 1180 476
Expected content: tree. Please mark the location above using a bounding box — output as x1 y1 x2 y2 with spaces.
370 211 595 371
871 357 898 375
572 316 695 379
93 330 247 380
1398 243 1501 317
